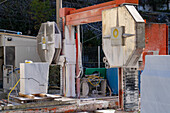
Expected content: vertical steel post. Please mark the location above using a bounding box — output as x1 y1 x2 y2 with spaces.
76 26 80 98
119 67 123 109
63 65 66 96
56 0 62 29
98 46 100 68
81 26 83 65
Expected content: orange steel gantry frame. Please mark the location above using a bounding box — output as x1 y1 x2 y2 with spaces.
60 0 138 26
59 0 139 109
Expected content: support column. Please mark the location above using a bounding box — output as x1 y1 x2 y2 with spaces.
118 68 123 109
123 67 139 111
98 46 100 68
64 25 76 97
76 26 80 98
62 65 66 96
56 0 62 29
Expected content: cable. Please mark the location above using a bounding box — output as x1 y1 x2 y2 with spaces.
87 75 102 87
107 82 112 96
74 0 82 7
87 24 102 32
0 0 7 5
7 68 20 75
83 33 102 43
76 70 82 78
8 76 47 102
8 78 20 103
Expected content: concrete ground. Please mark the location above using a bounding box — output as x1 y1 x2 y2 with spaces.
0 96 140 113
1 96 119 112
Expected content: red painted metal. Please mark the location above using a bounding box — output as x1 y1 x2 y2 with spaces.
115 0 138 5
75 32 80 98
59 8 76 17
142 23 168 69
66 5 117 25
166 25 169 54
60 0 139 26
118 68 123 109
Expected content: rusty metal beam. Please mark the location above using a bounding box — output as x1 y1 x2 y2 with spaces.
66 5 117 25
60 0 138 25
115 0 138 5
69 0 138 15
62 0 139 25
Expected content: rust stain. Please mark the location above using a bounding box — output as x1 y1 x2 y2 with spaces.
142 23 168 69
49 108 57 112
65 109 75 113
68 25 72 41
115 101 119 106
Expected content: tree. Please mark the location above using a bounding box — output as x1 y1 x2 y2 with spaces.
143 0 168 11
29 0 55 30
0 0 33 35
166 0 169 11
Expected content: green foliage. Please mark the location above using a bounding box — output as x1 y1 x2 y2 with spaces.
83 30 102 47
0 0 55 36
147 0 165 11
0 0 33 35
49 65 60 87
29 0 55 30
141 0 169 11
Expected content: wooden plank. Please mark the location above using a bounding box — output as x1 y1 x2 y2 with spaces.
32 94 47 97
10 94 62 104
46 94 62 98
55 97 76 102
19 92 35 99
3 100 74 111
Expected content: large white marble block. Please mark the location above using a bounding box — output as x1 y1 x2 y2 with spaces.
20 63 49 94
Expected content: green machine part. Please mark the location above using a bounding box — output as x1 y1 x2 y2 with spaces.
85 68 106 79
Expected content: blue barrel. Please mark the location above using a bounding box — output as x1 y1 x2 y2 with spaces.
106 68 118 95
